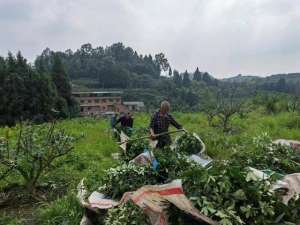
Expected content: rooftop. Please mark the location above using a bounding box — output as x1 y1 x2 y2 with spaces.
72 91 123 98
123 101 145 106
72 91 123 94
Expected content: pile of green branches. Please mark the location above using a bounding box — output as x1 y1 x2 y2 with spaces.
98 133 300 225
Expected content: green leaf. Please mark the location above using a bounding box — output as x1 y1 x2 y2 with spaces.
233 189 246 200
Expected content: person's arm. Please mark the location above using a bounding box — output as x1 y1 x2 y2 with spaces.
111 116 116 127
149 113 156 138
168 114 182 129
115 117 122 126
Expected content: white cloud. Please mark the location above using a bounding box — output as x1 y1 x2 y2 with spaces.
0 0 299 77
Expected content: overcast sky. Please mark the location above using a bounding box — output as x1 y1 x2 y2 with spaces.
0 0 299 78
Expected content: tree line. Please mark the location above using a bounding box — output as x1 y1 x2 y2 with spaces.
35 43 219 89
35 43 221 111
1 42 299 126
35 42 299 100
0 52 78 126
35 43 167 89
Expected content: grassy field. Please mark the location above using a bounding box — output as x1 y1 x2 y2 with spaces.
1 110 300 224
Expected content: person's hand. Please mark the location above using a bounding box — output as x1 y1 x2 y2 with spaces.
150 132 157 140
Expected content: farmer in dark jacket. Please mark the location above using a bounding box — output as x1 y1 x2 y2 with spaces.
115 112 133 129
150 101 182 148
111 113 118 128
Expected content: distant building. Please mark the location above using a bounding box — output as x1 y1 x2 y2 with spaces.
72 91 125 116
123 101 145 112
72 91 144 116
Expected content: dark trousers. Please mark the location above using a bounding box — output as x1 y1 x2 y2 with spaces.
156 135 171 149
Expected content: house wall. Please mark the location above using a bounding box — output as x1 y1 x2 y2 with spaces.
73 93 144 116
74 95 125 116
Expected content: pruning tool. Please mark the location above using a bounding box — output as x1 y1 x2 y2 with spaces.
118 128 187 145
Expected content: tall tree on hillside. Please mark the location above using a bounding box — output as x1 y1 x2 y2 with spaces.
182 70 191 86
173 70 182 86
51 54 73 117
155 53 170 75
35 48 53 73
6 52 17 73
16 51 28 73
276 78 287 92
193 67 202 81
52 54 71 101
0 56 6 79
168 67 172 76
80 43 93 55
202 72 211 84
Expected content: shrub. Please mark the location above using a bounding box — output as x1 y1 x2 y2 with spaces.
0 123 79 195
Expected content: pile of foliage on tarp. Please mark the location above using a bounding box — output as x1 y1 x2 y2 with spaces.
124 139 149 161
104 201 151 225
122 129 204 161
175 133 204 154
86 132 300 225
121 128 150 161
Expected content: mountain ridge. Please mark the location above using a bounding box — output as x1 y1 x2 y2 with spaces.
223 73 300 83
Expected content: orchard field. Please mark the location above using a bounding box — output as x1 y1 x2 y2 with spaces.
1 110 300 225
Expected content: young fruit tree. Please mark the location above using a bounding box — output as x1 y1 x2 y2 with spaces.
215 87 244 132
203 101 218 127
0 123 79 196
287 95 300 112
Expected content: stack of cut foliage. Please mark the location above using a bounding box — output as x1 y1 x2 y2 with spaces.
85 133 300 225
175 133 204 154
124 139 149 161
121 128 150 161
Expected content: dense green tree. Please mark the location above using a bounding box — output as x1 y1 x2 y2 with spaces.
168 67 172 76
173 70 182 86
276 78 287 92
51 54 78 117
202 72 211 84
193 67 202 81
0 52 78 126
52 54 72 102
154 52 170 75
182 70 191 86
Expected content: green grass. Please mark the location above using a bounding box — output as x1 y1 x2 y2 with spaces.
36 193 83 225
134 111 300 159
0 117 120 191
44 117 120 190
0 213 23 225
1 111 300 224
